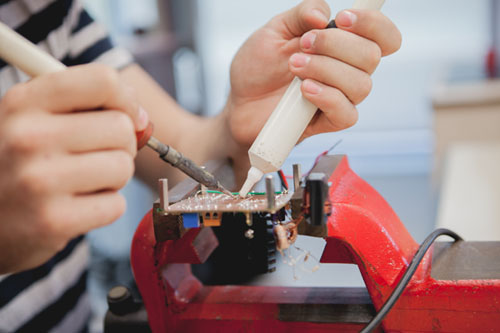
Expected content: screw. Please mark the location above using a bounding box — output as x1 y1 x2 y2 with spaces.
245 229 255 239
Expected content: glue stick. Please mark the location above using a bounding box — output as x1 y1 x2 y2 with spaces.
239 0 385 197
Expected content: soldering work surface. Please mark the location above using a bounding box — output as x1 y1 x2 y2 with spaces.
164 192 293 214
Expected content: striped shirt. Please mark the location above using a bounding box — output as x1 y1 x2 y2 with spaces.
0 0 132 95
0 0 133 331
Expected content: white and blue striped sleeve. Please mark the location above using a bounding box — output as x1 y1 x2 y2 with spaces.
64 3 134 70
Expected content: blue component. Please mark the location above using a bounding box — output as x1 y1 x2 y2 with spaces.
182 213 200 228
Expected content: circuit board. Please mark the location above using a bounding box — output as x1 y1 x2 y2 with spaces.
163 192 293 214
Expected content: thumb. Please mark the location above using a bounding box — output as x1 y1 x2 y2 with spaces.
271 0 331 38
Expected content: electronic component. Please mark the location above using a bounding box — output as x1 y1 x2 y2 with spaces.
303 173 331 226
150 156 342 284
163 192 292 214
202 212 221 227
182 213 201 228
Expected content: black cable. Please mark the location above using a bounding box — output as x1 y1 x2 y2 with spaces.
360 228 463 333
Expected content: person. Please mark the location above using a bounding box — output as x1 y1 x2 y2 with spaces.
0 0 401 331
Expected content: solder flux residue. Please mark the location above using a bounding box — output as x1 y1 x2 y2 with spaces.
165 192 292 213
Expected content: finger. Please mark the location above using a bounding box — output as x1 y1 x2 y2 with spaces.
289 53 372 105
2 111 136 157
12 63 148 131
59 150 135 194
335 9 402 56
49 191 126 236
300 79 358 137
21 150 135 195
270 0 331 38
57 111 136 155
300 28 381 74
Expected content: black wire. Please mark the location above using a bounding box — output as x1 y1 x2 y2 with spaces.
360 228 463 333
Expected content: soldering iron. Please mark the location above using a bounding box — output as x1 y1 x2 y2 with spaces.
0 21 233 197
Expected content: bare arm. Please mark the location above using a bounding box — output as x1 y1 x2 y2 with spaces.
119 65 242 188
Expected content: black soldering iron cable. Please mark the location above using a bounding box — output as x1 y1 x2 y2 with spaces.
360 228 463 333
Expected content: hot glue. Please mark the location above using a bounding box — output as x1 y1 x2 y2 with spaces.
239 0 385 197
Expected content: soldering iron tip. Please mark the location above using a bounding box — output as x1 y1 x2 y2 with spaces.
218 184 235 198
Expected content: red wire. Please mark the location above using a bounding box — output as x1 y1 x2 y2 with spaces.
278 169 289 190
282 140 343 183
307 140 343 176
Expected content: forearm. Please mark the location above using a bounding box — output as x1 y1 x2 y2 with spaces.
119 64 243 188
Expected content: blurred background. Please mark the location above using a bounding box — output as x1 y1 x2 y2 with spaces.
82 0 500 331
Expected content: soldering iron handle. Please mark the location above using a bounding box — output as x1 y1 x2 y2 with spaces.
0 21 65 75
0 20 153 150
